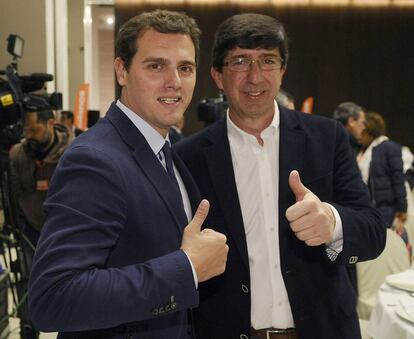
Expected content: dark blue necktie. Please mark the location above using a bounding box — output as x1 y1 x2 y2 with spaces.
161 141 181 194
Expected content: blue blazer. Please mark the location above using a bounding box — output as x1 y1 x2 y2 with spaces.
29 103 201 339
175 106 386 339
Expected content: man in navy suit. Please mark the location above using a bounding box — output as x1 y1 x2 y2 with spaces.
28 10 228 338
176 13 386 339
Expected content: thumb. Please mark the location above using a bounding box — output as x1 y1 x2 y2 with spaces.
188 199 210 232
289 170 308 201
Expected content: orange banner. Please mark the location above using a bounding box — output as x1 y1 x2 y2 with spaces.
301 96 314 114
74 83 89 130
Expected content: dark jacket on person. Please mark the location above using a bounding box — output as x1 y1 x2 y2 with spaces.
368 140 407 226
175 107 386 339
28 103 200 338
9 123 73 231
349 134 362 157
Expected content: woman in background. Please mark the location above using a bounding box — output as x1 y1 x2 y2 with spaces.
357 112 407 231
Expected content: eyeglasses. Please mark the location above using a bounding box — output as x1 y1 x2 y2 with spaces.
223 55 284 72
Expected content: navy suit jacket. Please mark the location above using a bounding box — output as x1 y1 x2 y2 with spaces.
29 103 201 339
175 106 386 339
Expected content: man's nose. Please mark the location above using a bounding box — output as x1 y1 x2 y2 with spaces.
246 61 264 83
164 69 181 89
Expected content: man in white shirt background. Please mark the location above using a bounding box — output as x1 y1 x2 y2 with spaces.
176 13 386 339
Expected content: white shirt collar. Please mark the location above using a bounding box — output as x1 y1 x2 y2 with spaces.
116 100 169 155
226 100 280 145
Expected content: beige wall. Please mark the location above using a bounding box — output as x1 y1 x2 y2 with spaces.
68 0 85 111
98 29 114 115
0 0 47 74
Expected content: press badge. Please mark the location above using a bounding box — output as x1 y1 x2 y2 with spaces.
36 180 49 191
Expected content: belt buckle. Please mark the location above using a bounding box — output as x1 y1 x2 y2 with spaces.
266 328 286 339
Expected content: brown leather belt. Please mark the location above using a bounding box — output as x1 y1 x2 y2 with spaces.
250 327 298 339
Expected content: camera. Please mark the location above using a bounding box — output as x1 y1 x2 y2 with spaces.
197 92 228 126
0 34 62 144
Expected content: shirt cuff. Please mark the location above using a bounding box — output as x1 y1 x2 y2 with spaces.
325 203 343 261
183 251 198 287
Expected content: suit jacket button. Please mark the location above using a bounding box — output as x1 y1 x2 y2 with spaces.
241 284 249 293
349 256 358 264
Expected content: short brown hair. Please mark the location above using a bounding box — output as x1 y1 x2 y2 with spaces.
365 111 386 138
115 9 201 71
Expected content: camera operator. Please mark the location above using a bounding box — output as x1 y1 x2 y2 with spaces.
8 109 73 338
9 109 73 261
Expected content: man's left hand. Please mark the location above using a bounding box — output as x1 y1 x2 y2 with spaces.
285 170 335 246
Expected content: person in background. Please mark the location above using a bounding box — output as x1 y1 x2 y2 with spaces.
169 115 185 144
333 101 366 156
10 109 73 259
176 13 386 339
60 110 84 137
9 108 73 338
276 88 295 110
357 112 407 231
333 101 367 294
28 10 228 338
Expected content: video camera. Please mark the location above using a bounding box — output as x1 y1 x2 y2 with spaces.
197 92 228 126
0 34 62 144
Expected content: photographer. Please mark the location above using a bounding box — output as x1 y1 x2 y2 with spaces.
9 109 73 259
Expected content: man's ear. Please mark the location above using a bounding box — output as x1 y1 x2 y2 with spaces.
114 57 127 86
279 67 287 86
210 67 224 91
47 118 55 129
347 116 355 127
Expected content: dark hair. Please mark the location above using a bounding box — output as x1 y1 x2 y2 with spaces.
333 102 364 126
212 13 289 72
115 9 201 71
61 110 74 121
30 109 54 124
365 111 386 138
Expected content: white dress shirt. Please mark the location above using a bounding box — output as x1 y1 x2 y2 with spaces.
226 102 343 329
116 100 192 222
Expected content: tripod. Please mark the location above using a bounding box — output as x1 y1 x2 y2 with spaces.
0 143 38 339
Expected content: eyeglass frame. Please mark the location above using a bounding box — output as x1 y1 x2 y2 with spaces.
222 54 284 72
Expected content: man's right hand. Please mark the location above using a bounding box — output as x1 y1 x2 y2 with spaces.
181 199 228 282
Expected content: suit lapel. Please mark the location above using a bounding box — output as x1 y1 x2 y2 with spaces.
173 151 201 215
203 118 249 269
278 107 307 231
106 103 188 234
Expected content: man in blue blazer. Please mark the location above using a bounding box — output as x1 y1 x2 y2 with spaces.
28 10 228 339
176 13 386 339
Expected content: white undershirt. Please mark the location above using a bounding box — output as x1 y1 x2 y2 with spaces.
227 102 343 329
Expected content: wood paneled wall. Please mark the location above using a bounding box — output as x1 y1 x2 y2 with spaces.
115 3 414 150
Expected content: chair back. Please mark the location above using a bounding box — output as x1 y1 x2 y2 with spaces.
356 228 410 319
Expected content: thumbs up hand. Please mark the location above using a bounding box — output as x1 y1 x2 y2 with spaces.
181 199 229 282
285 170 335 246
